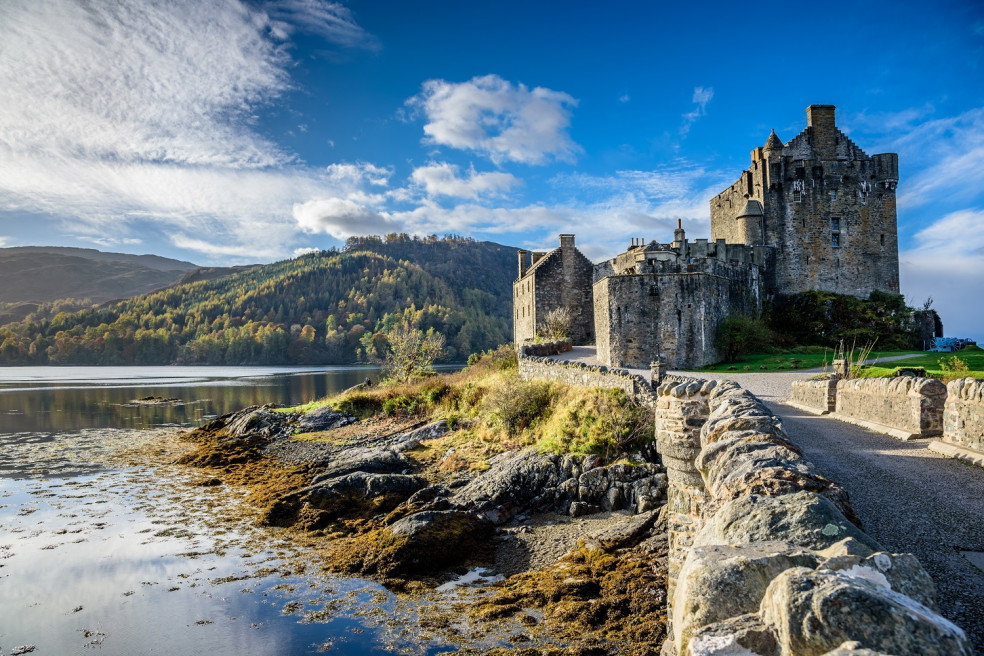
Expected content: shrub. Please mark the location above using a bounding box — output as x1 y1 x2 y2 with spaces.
482 378 555 434
715 315 772 361
892 366 927 378
938 355 969 382
537 388 653 459
537 307 573 342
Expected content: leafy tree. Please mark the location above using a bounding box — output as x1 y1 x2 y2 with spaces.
385 322 446 383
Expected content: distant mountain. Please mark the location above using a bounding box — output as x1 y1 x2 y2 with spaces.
0 246 196 305
0 246 254 326
0 235 518 365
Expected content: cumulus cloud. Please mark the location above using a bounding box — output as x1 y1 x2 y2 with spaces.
680 86 714 136
407 74 581 165
293 198 398 239
411 163 519 199
0 0 376 261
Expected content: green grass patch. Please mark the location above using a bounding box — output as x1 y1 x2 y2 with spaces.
855 346 984 380
695 348 921 373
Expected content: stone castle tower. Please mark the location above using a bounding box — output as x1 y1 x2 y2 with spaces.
710 105 899 297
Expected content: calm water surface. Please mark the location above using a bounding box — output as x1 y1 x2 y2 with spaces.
0 366 466 656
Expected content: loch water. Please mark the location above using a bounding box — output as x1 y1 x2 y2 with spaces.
0 366 463 656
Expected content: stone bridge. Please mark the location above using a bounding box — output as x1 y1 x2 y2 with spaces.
519 345 981 655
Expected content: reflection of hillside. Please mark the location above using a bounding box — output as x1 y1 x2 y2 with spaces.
0 367 392 433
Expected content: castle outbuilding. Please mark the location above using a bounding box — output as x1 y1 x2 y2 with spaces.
513 234 594 345
513 105 905 369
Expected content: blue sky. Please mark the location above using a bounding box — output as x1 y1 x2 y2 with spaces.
1 0 982 340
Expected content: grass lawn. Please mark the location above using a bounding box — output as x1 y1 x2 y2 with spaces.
857 345 984 379
695 348 919 373
693 345 984 379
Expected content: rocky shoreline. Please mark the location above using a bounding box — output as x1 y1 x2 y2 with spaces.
175 402 671 654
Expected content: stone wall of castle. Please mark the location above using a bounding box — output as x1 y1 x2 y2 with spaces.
833 376 946 440
594 263 761 370
710 105 900 299
517 353 657 406
513 236 594 345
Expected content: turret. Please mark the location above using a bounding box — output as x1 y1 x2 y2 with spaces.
517 249 528 278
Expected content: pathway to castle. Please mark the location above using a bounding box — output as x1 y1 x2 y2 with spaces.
551 347 984 653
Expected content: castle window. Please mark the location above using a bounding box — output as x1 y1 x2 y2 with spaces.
880 233 885 251
795 160 804 168
793 190 802 203
831 217 841 248
830 190 837 202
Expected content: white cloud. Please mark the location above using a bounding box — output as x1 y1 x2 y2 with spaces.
265 0 378 51
900 208 984 343
407 74 581 165
0 236 10 247
293 198 399 239
325 162 393 187
680 86 714 136
411 163 519 199
618 94 631 104
0 0 376 261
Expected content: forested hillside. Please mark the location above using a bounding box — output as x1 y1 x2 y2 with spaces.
0 236 516 365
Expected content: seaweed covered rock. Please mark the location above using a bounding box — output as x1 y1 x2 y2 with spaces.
343 510 494 577
449 449 666 524
264 471 427 528
178 406 290 468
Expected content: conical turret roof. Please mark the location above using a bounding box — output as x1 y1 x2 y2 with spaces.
764 129 783 151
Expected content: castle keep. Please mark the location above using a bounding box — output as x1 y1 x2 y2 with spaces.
710 104 899 297
513 105 903 368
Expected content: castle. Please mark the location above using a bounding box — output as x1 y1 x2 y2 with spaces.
514 105 904 368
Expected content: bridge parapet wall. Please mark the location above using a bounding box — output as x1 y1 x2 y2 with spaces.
833 376 946 440
930 377 984 467
788 375 839 414
517 353 656 407
656 377 968 656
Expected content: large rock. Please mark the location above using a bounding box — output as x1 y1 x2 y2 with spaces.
686 613 779 656
694 492 879 554
449 448 666 523
295 407 357 432
264 471 426 526
224 406 292 438
759 567 971 656
312 446 412 480
375 510 494 575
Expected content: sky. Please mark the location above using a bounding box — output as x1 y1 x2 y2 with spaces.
0 0 982 341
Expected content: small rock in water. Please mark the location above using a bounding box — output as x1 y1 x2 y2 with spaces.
12 646 37 655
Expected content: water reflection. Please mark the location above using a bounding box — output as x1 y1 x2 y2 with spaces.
0 365 461 432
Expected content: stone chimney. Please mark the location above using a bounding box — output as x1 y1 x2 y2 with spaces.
517 249 529 278
807 104 837 157
560 234 575 251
